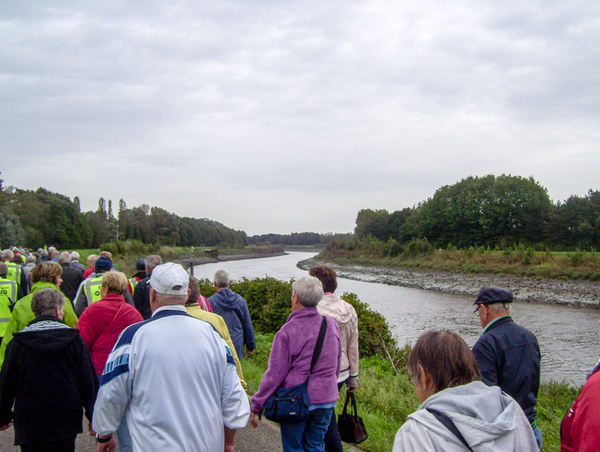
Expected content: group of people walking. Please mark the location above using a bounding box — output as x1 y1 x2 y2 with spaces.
0 246 597 452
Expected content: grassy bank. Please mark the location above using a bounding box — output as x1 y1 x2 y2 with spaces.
242 333 579 452
70 244 284 278
318 245 600 281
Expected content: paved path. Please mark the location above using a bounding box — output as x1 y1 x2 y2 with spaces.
0 411 360 451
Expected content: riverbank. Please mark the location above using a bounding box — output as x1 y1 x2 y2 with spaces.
298 257 600 307
177 250 287 269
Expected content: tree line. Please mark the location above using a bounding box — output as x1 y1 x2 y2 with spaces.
0 185 247 249
247 232 352 247
352 175 600 251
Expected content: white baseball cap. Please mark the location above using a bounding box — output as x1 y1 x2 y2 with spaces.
150 263 189 295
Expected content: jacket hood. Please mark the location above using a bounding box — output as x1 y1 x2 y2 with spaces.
30 280 60 294
210 289 245 311
317 294 354 328
411 381 521 447
13 315 80 355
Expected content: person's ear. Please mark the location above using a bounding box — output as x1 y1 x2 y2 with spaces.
150 287 157 303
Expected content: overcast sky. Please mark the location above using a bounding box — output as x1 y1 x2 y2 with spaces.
2 1 599 236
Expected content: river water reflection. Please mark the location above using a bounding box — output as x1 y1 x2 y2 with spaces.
194 251 599 385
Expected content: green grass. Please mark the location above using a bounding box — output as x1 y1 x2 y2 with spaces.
242 335 579 452
317 248 600 282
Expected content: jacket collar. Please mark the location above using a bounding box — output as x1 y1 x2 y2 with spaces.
481 315 513 336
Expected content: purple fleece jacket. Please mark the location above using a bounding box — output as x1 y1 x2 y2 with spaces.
251 307 342 414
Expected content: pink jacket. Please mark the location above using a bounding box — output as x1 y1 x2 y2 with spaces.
317 294 359 386
77 293 143 375
251 307 341 414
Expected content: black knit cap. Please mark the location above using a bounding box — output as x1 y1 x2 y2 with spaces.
135 258 146 271
474 286 513 305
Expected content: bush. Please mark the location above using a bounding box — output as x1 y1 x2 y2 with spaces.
199 276 399 363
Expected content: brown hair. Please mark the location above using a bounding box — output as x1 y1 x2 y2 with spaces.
308 265 337 293
101 271 129 296
408 330 480 393
99 250 113 260
32 261 62 284
186 275 200 306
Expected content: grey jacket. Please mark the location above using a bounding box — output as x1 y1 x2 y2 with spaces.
393 381 538 452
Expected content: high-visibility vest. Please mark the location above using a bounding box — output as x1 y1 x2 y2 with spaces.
84 276 104 304
0 296 11 337
0 278 16 305
4 262 22 288
129 278 138 294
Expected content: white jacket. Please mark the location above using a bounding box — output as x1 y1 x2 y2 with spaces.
393 381 539 452
92 305 249 452
317 294 359 385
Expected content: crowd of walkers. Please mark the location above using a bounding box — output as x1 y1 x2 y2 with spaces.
0 246 597 451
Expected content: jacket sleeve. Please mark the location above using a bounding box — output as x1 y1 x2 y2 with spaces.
0 341 19 426
219 337 250 430
63 297 79 327
19 271 28 296
74 286 89 317
250 331 291 413
0 302 29 369
392 420 435 452
215 315 247 391
347 306 360 387
472 337 499 386
77 308 100 352
92 336 133 435
76 337 100 422
241 302 256 351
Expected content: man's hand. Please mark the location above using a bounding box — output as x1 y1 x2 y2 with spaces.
249 412 262 428
246 348 256 356
96 435 117 452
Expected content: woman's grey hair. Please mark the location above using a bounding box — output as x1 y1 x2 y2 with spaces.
70 251 80 260
214 269 231 288
32 288 65 317
292 276 324 308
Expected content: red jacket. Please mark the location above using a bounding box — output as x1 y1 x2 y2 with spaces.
77 293 143 375
561 367 600 452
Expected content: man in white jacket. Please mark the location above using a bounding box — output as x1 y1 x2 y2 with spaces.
93 263 249 452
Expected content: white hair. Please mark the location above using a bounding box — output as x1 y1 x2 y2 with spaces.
214 269 231 288
59 252 72 264
486 302 512 315
70 251 80 260
292 276 324 308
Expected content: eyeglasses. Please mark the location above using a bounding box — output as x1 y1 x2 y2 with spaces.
473 305 481 315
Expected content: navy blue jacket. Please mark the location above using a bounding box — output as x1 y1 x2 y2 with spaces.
208 289 256 359
473 316 540 425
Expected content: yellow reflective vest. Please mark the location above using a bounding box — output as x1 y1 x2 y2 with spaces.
0 278 17 305
84 276 104 304
4 262 22 288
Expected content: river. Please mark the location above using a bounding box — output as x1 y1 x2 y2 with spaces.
194 251 599 385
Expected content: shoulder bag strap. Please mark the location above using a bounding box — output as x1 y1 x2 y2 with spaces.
308 316 328 378
426 408 474 452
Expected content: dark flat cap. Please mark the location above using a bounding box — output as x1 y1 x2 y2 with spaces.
474 286 513 305
95 256 113 273
136 258 146 271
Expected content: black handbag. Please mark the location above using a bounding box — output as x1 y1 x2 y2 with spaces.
338 391 368 444
264 317 328 424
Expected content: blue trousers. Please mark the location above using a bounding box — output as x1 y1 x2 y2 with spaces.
280 408 333 452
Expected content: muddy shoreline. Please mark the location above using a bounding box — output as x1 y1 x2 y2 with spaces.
177 251 286 268
298 257 600 308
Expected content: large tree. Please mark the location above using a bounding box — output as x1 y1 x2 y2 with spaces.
411 175 552 248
